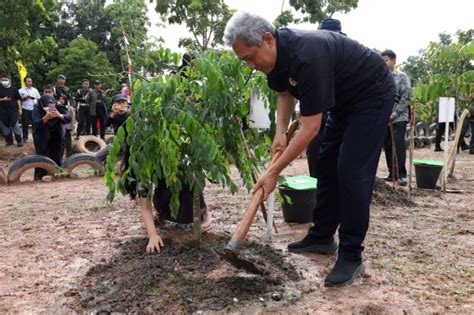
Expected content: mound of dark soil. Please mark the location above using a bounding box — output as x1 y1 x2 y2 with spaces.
372 178 416 207
70 231 299 313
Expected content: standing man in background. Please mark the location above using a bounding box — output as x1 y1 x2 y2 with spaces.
0 74 22 147
54 74 70 103
75 79 91 139
19 77 41 144
381 50 411 186
87 80 107 140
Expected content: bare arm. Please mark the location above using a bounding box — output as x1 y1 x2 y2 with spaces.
254 113 322 200
272 91 297 155
139 197 164 253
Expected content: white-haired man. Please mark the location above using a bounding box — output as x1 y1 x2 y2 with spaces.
224 12 395 287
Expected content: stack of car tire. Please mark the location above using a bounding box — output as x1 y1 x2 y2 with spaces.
0 136 107 185
405 122 455 149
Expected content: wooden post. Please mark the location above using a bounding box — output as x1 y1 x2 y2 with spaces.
192 187 202 245
408 103 415 199
448 109 470 177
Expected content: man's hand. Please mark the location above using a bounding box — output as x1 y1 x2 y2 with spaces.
271 132 287 157
146 234 165 253
389 115 395 123
252 169 279 201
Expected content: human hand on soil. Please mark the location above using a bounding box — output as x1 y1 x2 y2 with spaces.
253 169 278 201
146 234 164 253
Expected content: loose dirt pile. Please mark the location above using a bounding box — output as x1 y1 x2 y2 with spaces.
69 230 299 313
372 178 416 207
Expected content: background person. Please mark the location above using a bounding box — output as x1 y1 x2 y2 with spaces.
75 79 91 139
32 95 70 180
381 49 411 185
87 80 107 139
19 77 41 144
0 74 22 147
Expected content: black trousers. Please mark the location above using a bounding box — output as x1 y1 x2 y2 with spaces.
306 113 327 178
21 109 33 141
435 122 454 148
383 121 407 179
308 94 394 262
76 105 91 136
91 105 106 139
34 132 63 180
1 111 22 144
63 129 73 157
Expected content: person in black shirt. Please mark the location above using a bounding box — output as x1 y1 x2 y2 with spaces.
305 18 345 178
0 74 22 147
75 79 91 139
32 95 71 180
225 12 395 287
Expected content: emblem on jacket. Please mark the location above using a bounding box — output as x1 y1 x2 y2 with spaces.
289 77 298 86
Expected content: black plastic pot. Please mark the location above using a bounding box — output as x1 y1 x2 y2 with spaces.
278 186 316 223
414 164 442 189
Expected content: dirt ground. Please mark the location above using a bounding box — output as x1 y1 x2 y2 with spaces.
0 138 473 314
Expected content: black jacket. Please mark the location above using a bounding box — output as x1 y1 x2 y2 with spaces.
32 98 71 153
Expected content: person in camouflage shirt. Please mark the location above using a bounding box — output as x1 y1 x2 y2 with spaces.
381 50 411 185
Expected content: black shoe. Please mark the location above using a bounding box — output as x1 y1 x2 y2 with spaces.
384 175 394 182
6 142 13 147
434 147 443 152
460 143 469 151
17 142 23 147
324 258 365 287
398 177 407 186
22 139 28 144
288 234 338 254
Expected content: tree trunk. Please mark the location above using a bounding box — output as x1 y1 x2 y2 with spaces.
192 186 202 245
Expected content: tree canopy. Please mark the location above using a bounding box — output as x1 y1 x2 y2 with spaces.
155 0 234 51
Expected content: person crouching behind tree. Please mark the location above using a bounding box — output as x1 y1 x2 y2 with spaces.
32 95 71 180
122 148 212 253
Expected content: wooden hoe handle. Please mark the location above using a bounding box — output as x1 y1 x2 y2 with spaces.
225 121 299 251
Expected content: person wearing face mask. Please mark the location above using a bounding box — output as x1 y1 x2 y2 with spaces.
32 94 71 180
0 74 22 147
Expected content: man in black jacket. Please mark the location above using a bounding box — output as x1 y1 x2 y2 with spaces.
86 80 107 139
0 74 22 147
75 79 91 139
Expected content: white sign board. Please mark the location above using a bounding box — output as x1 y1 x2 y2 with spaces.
438 97 455 123
249 89 271 129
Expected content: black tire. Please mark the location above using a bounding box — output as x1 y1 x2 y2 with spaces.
0 167 7 185
419 136 431 146
429 123 438 136
62 153 104 175
415 122 430 136
77 135 107 155
95 145 110 164
7 155 59 183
